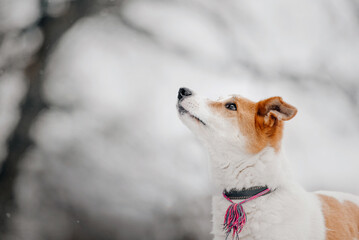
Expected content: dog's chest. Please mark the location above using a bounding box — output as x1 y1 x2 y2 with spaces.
212 193 325 240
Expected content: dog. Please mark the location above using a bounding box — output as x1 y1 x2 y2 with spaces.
177 87 359 240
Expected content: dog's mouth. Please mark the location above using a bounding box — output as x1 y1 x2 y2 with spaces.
177 105 206 126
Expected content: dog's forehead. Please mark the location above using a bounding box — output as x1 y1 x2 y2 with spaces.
216 94 243 102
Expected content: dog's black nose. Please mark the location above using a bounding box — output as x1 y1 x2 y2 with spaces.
178 88 192 100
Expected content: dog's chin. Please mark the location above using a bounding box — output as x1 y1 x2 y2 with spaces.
177 104 206 126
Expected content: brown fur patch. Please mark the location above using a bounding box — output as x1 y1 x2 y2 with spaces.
208 96 291 154
254 96 297 153
318 194 359 240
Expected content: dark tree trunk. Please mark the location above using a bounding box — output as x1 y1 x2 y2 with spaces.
0 0 102 236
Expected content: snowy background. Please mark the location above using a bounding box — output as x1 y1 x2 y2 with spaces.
0 0 358 239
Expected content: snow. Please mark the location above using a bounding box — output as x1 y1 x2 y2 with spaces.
0 0 40 31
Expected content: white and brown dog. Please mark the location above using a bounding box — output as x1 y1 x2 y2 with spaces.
177 87 359 240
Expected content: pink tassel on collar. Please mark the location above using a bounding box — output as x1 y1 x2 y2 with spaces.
222 188 270 239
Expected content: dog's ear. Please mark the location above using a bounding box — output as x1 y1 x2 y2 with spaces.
256 97 297 127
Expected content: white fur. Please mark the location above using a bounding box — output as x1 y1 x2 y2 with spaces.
209 148 326 240
177 90 333 239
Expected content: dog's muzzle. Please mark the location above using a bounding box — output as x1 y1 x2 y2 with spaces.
176 88 206 125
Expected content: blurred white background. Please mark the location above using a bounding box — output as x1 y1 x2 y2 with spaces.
0 0 358 239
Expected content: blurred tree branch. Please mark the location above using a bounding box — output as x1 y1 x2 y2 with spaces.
0 0 113 236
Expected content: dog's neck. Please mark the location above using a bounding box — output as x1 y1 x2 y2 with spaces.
206 145 294 193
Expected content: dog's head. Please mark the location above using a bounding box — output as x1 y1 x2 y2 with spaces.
177 88 297 155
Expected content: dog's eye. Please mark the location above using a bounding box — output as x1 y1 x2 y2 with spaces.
225 103 237 111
